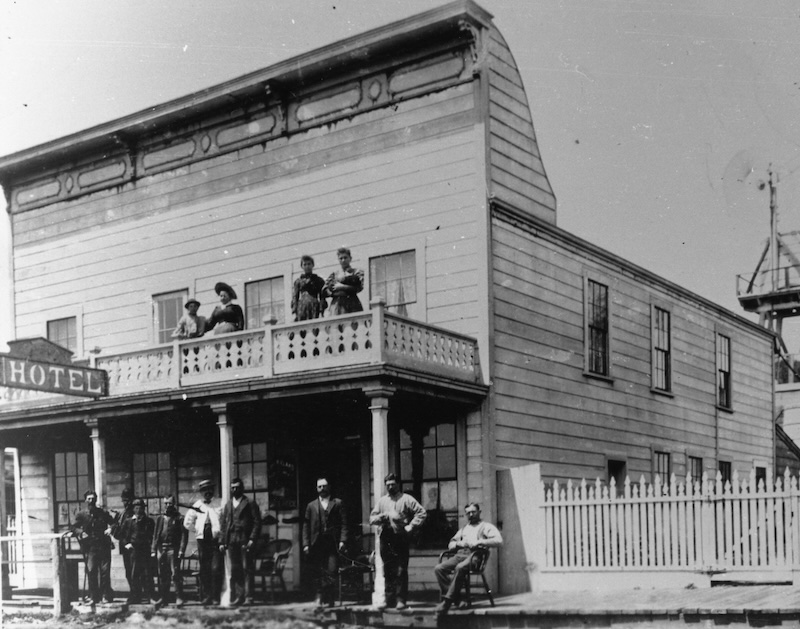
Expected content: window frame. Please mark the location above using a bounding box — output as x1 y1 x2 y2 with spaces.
650 303 673 394
369 250 418 317
152 289 189 345
687 454 703 486
718 460 732 485
132 450 175 515
53 450 93 533
716 329 733 411
360 237 426 321
583 274 612 380
245 275 288 328
234 441 270 515
651 448 671 483
45 308 84 359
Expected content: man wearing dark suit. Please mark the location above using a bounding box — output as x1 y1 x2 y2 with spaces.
120 498 157 604
220 478 262 606
302 477 349 606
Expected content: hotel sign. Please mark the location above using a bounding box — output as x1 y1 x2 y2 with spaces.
0 355 108 398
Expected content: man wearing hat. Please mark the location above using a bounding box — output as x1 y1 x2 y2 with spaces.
220 477 262 606
112 488 136 597
120 498 157 604
151 494 189 607
71 490 116 606
205 282 244 335
184 479 223 604
171 298 206 339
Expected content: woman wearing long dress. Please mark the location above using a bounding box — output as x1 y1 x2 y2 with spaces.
324 247 364 316
292 255 326 321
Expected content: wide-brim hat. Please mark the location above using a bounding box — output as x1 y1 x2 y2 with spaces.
214 282 237 300
185 298 201 309
199 479 215 491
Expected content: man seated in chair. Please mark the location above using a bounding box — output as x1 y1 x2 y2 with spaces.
434 503 502 616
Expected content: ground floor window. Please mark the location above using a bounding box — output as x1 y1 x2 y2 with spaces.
399 420 458 549
133 452 173 514
54 451 91 531
234 442 270 514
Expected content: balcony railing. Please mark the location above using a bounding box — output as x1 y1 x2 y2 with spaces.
88 300 480 397
737 265 800 298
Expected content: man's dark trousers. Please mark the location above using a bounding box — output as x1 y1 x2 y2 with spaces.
379 529 409 606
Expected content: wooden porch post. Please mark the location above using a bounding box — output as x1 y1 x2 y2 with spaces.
86 419 106 506
211 403 235 504
0 445 9 599
365 387 394 609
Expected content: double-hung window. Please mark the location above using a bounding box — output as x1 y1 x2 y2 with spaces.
245 277 285 327
651 306 672 392
54 451 91 532
585 279 610 376
47 317 78 353
132 451 173 514
369 251 416 316
153 290 188 344
716 333 732 409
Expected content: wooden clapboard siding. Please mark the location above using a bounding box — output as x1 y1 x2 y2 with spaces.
13 92 483 353
491 212 774 483
486 26 556 223
12 83 476 246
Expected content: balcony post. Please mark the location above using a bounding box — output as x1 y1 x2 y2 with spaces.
172 340 182 388
86 418 107 505
364 386 394 609
263 316 277 379
370 298 386 364
211 403 234 504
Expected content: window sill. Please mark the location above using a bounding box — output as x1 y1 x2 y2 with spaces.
716 404 734 414
583 371 614 384
650 387 674 398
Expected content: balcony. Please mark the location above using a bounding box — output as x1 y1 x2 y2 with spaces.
737 265 800 313
0 302 480 408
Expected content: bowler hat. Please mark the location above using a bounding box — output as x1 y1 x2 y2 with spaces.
132 498 145 507
199 479 215 491
185 298 200 309
121 488 134 499
214 282 237 300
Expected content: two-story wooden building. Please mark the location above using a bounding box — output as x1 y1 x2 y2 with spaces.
0 0 776 597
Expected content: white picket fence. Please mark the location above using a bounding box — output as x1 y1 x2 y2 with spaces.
514 465 800 592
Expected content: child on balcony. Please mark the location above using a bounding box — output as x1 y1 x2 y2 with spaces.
324 247 364 315
171 298 206 340
292 255 326 321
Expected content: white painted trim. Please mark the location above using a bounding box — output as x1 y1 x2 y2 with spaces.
360 236 428 321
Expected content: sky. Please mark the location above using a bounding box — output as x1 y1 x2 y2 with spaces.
1 0 800 351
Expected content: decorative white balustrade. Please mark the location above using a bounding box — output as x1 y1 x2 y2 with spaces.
80 302 480 398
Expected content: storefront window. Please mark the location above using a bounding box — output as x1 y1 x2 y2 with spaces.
133 451 173 515
235 442 270 514
399 421 458 549
54 451 91 531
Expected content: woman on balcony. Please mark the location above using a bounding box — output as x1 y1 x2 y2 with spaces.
206 282 245 335
324 247 364 315
292 255 326 321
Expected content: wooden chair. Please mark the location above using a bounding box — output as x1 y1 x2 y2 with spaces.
337 552 374 606
437 547 494 608
177 550 202 601
254 539 293 603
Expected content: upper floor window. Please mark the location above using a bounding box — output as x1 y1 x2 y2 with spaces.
370 250 416 316
153 290 188 344
585 279 609 376
245 277 285 327
47 317 77 353
651 306 672 392
399 420 458 549
653 450 671 481
717 333 732 409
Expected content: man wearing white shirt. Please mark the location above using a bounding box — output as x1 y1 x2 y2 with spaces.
184 479 223 605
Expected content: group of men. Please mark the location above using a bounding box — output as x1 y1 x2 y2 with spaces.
71 477 261 608
305 471 502 616
71 471 501 615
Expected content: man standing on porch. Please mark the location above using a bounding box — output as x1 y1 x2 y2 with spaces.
184 479 223 605
220 477 261 606
433 502 502 615
369 473 426 610
302 476 349 607
71 489 115 606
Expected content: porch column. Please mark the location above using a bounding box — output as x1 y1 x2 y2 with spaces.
365 387 394 609
86 419 107 505
0 445 10 599
211 403 234 504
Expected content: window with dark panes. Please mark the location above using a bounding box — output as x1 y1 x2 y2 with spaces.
245 277 284 328
133 452 173 515
370 251 416 316
47 317 77 353
234 442 270 516
653 450 671 481
652 307 671 391
586 280 609 375
718 461 732 485
399 421 458 549
717 333 732 408
688 456 703 485
153 291 187 344
54 451 91 531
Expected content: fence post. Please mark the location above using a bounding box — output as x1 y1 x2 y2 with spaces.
700 472 716 571
51 536 69 617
